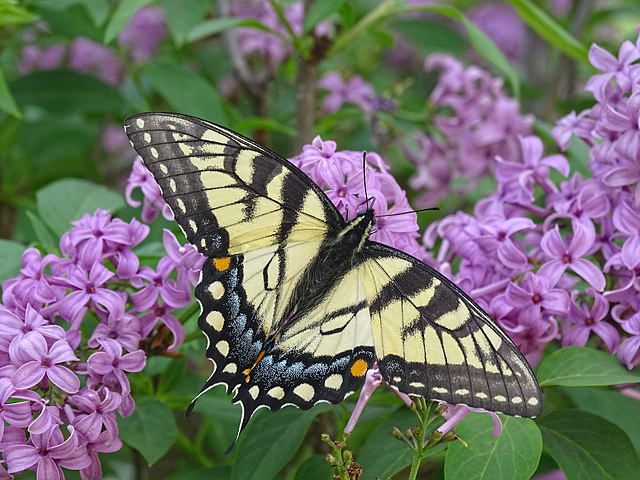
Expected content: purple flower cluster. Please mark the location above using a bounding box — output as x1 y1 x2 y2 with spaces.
291 136 422 256
0 209 204 479
317 73 377 114
404 54 534 206
229 0 304 78
423 30 640 370
17 6 167 83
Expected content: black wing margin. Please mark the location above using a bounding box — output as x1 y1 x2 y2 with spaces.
361 242 543 417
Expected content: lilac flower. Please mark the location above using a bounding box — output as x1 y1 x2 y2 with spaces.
1 305 66 364
495 136 569 205
17 43 66 74
125 157 173 222
77 428 122 480
562 289 619 352
617 316 640 370
499 310 559 366
292 136 353 187
502 272 571 319
343 363 412 434
68 37 123 85
10 248 61 304
118 5 168 63
232 0 303 74
438 404 502 437
88 313 142 353
538 223 606 291
474 216 535 271
344 365 383 433
4 425 91 479
612 200 640 269
0 378 38 441
409 54 533 206
162 229 205 290
52 262 125 323
467 2 525 61
87 342 146 416
585 39 640 100
136 301 185 352
60 209 148 276
11 332 80 393
68 388 121 441
317 72 376 114
130 257 191 311
552 110 596 150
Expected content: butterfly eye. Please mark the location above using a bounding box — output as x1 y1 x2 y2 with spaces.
356 209 367 217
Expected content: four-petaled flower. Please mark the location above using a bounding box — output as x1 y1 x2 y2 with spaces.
11 332 80 393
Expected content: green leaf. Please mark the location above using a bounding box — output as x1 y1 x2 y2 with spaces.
141 62 225 121
10 71 125 114
232 405 331 480
36 178 125 237
0 239 26 284
119 397 178 466
158 0 208 47
538 410 640 480
26 211 59 255
35 0 110 27
35 0 105 40
156 357 187 396
302 0 344 34
537 346 640 387
103 0 150 43
0 0 39 27
505 0 589 63
358 406 416 478
186 18 268 43
167 466 233 480
293 455 332 480
445 414 541 480
0 68 21 118
562 386 640 452
425 5 520 97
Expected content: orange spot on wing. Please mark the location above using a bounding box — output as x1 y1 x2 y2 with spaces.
214 257 231 271
350 359 368 377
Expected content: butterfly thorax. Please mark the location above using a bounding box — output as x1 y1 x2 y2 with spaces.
274 209 376 335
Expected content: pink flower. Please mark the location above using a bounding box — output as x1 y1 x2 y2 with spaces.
11 332 80 393
4 425 91 479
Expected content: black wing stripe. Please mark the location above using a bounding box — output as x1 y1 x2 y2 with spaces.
363 241 543 417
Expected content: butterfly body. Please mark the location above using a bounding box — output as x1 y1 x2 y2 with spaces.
124 112 543 441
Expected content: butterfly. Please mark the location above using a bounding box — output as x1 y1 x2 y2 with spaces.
124 112 543 444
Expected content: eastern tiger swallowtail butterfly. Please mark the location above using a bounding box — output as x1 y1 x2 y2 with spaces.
124 112 543 444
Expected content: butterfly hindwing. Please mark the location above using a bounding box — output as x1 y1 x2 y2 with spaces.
361 242 543 417
194 244 376 436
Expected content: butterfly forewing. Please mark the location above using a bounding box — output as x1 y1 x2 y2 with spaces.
361 242 542 417
124 113 343 256
124 112 543 445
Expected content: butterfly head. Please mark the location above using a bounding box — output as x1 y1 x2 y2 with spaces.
336 207 376 253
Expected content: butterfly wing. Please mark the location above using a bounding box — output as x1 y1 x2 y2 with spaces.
124 112 344 257
361 242 543 417
196 247 375 438
124 113 375 439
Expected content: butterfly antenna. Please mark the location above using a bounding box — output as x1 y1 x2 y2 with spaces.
362 151 370 210
376 206 440 219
